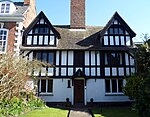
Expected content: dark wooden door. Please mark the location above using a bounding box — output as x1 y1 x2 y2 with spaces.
74 80 84 104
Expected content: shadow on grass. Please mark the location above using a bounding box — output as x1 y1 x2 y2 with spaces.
92 107 138 117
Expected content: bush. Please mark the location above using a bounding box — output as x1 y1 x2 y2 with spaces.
0 93 46 116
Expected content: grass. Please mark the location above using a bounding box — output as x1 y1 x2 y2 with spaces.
92 107 138 117
20 107 69 117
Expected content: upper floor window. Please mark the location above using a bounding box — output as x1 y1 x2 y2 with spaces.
105 52 123 66
109 27 124 35
0 29 8 53
1 3 10 13
35 51 55 65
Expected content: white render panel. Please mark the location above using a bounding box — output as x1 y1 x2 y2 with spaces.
91 51 95 65
104 36 108 45
68 51 73 65
85 68 90 76
112 67 117 76
56 51 60 65
105 68 110 76
130 56 135 65
39 79 72 102
126 68 130 76
126 36 131 46
41 67 46 76
131 67 135 74
125 53 129 65
118 67 124 76
91 67 96 76
86 79 129 102
56 67 59 76
110 36 114 45
97 52 100 65
29 52 33 61
61 68 66 76
115 36 119 45
75 67 82 71
25 79 34 91
120 36 125 45
68 68 73 76
50 36 55 45
34 69 40 76
85 51 89 65
61 51 67 65
97 68 100 76
48 68 54 76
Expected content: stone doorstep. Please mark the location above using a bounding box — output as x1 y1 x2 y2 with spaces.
69 109 92 117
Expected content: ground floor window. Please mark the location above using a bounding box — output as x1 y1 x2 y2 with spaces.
105 79 124 94
38 79 53 94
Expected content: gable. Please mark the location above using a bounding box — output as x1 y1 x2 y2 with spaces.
100 12 136 47
0 0 16 14
22 11 60 47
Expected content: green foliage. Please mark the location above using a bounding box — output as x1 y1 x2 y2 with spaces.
124 34 150 117
0 93 46 116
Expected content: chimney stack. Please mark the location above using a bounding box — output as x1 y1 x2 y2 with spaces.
24 0 30 5
70 0 85 29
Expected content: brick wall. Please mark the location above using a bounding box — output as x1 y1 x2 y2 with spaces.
70 0 85 29
5 22 16 53
23 0 36 28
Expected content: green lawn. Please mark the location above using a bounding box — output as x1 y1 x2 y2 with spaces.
20 108 69 117
92 107 138 117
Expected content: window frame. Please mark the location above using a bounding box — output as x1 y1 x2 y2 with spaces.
105 52 123 66
0 28 8 54
105 79 124 95
38 79 53 95
34 51 55 65
0 3 10 14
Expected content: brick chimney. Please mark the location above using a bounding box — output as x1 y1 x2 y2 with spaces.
70 0 85 29
24 0 30 5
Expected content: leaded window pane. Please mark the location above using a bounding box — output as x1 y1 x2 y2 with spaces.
105 80 110 93
112 80 117 92
41 80 46 92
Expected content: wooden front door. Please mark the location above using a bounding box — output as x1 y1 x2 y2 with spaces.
74 80 84 104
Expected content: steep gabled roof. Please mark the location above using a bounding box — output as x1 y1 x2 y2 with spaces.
23 11 61 39
100 12 136 38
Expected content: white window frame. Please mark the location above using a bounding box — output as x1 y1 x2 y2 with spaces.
0 3 10 14
0 28 8 54
105 79 124 95
38 79 53 95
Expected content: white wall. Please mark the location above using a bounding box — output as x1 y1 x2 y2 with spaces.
39 79 72 102
86 79 130 102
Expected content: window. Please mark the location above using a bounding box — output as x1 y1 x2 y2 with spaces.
34 27 49 34
35 51 55 65
105 79 123 94
105 52 123 66
38 79 53 94
1 3 10 13
0 29 8 53
108 27 124 35
74 51 84 66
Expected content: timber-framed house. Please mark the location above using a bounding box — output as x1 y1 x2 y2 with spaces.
21 0 136 105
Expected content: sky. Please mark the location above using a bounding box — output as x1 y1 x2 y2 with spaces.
14 0 150 42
